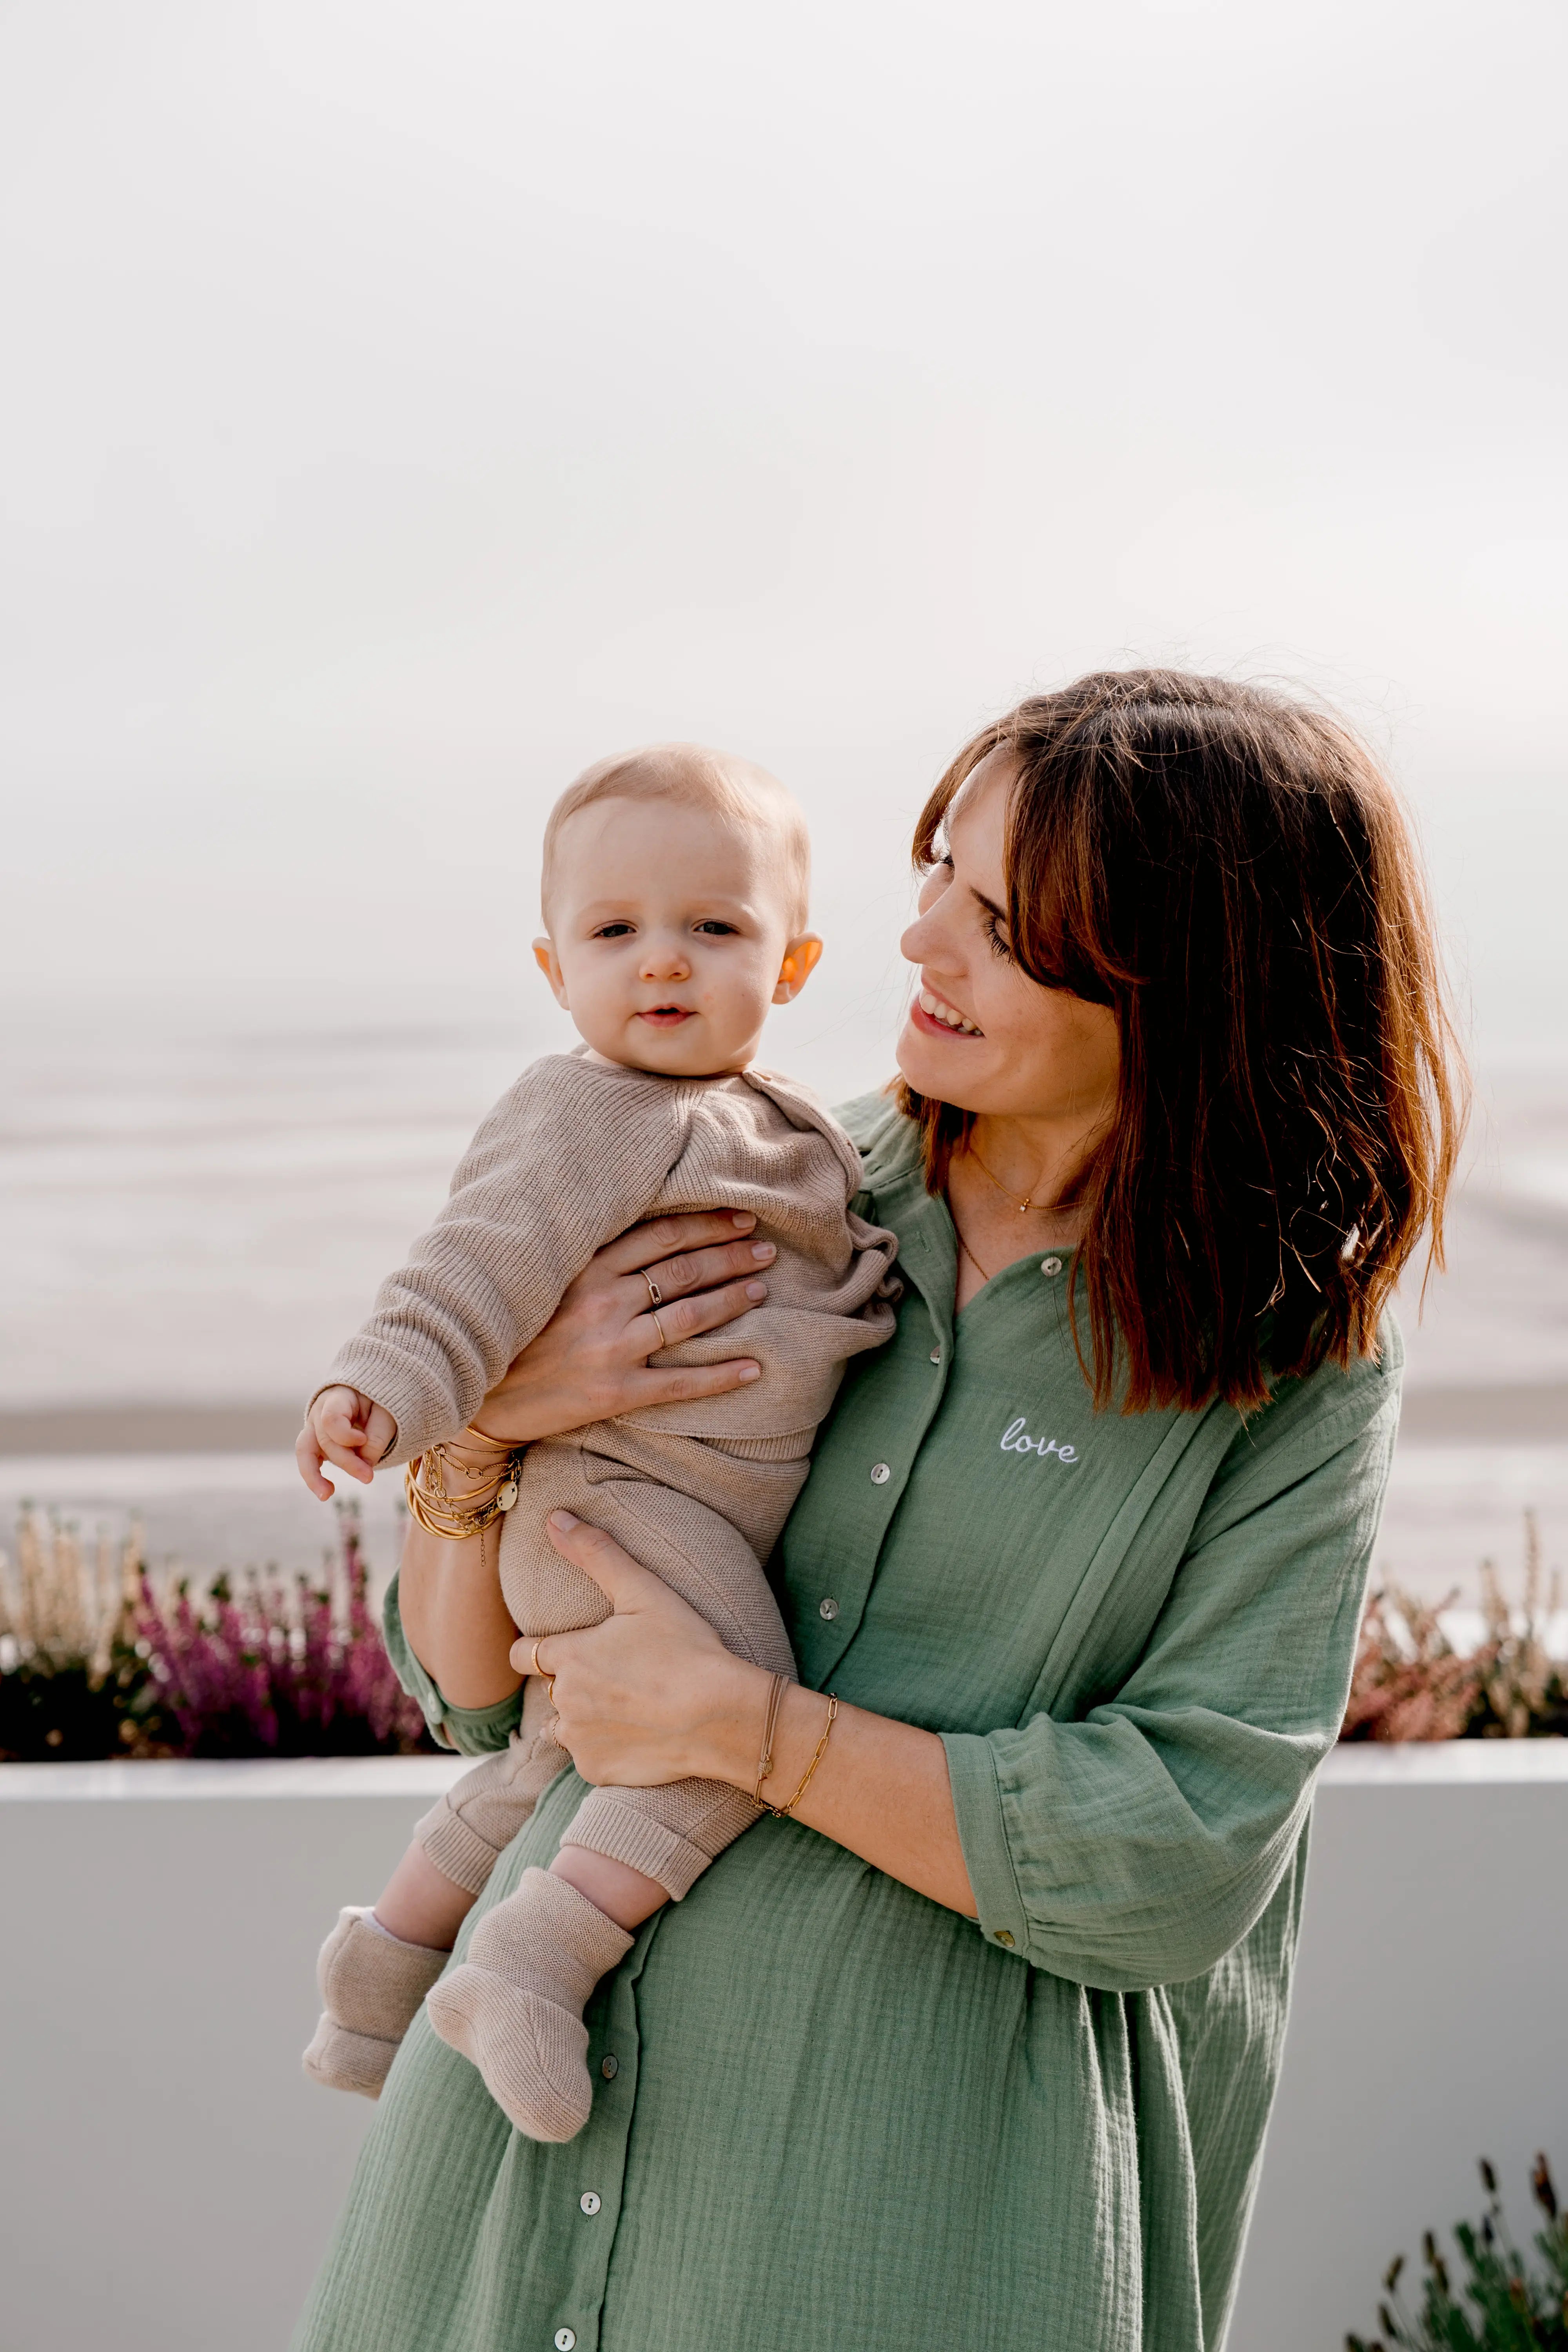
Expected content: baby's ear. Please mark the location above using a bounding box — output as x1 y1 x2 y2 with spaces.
773 934 824 1004
533 936 569 1006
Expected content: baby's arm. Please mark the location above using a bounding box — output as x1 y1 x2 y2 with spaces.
304 1062 687 1480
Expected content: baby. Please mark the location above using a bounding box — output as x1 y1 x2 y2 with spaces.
298 744 898 2143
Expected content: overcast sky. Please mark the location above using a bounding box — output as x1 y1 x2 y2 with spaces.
2 0 1564 1076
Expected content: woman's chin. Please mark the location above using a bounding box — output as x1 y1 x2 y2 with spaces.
894 1017 987 1110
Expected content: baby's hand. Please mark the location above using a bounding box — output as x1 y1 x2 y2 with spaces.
296 1386 397 1499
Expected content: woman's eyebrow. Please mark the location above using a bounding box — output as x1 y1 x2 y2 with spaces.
968 883 1008 925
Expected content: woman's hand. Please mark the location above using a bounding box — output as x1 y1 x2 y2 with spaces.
475 1211 775 1446
526 1512 978 1917
519 1513 765 1789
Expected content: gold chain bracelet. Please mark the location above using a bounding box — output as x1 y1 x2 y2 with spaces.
766 1692 838 1819
753 1671 789 1807
404 1440 524 1542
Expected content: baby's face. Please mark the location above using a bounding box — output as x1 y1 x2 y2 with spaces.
535 798 820 1077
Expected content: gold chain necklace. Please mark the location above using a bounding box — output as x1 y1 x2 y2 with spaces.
967 1139 1055 1217
954 1225 994 1285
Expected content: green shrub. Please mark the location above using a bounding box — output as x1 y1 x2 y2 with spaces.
1349 2156 1568 2350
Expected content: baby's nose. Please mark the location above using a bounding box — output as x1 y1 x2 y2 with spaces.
640 937 691 978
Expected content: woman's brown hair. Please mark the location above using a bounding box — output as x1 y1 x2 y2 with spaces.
900 670 1467 1414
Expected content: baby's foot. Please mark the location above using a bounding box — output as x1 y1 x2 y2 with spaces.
302 1907 448 2099
426 1868 632 2141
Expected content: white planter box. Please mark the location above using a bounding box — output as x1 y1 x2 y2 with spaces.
1 1745 1564 2352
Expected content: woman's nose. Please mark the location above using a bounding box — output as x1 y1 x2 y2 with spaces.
900 904 942 966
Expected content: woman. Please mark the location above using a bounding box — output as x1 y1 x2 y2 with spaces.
295 670 1462 2352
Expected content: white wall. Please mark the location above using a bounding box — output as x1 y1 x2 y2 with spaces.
1229 1744 1568 2352
0 1757 466 2352
1 1746 1564 2352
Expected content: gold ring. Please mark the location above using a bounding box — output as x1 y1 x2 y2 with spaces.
648 1308 669 1349
530 1639 549 1681
642 1270 664 1308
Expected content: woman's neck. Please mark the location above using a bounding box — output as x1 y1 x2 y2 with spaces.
964 1113 1101 1221
945 1114 1102 1308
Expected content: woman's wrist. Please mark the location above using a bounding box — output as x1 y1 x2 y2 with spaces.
681 1659 838 1812
680 1651 779 1791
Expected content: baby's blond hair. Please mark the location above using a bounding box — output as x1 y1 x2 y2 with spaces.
541 744 811 933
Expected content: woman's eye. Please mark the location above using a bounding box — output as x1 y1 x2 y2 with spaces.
983 914 1014 963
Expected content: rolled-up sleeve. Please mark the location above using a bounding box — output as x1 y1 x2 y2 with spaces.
381 1570 523 1756
943 1379 1398 1990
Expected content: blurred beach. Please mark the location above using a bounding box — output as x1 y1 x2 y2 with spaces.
4 996 1567 1621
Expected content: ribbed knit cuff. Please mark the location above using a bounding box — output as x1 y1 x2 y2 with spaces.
413 1797 505 1898
560 1796 746 1901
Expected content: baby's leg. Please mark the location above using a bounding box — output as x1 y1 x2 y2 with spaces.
410 1678 570 1894
426 1440 802 2140
304 1683 568 2097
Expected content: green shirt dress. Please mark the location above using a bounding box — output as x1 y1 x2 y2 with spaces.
294 1094 1400 2352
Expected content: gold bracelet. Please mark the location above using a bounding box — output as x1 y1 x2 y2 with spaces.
753 1671 789 1806
403 1443 524 1541
767 1692 838 1819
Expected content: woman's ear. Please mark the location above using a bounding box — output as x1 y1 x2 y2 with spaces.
773 934 824 1004
533 936 569 1007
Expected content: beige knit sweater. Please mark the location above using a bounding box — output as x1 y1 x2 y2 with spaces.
326 1053 897 1463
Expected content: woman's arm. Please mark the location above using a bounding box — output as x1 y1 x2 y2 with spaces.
394 1210 777 1704
529 1512 977 1917
526 1346 1399 1949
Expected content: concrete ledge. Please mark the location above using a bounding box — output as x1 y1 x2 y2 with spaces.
0 1754 471 1801
1319 1739 1568 1783
4 1739 1561 1806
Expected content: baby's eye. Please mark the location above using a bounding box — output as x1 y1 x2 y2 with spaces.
592 922 635 939
693 920 739 936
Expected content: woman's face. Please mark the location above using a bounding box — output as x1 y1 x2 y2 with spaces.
896 750 1120 1127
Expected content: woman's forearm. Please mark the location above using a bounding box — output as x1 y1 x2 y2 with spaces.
397 1519 523 1710
764 1682 976 1916
692 1658 977 1916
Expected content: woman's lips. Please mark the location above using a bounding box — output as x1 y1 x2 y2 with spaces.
637 1007 696 1027
911 987 984 1038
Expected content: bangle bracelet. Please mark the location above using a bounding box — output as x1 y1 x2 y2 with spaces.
403 1443 524 1541
753 1671 789 1806
767 1692 838 1820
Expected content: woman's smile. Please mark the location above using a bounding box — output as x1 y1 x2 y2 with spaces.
913 984 984 1037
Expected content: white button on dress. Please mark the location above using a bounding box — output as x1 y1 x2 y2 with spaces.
1041 1256 1063 1277
819 1597 839 1621
870 1462 891 1484
555 2331 577 2350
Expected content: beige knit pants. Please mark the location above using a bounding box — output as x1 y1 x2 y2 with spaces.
413 1417 805 1904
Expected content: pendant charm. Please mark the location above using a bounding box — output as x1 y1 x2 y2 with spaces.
497 1481 519 1512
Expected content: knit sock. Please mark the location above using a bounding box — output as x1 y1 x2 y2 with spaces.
425 1868 633 2142
302 1906 448 2100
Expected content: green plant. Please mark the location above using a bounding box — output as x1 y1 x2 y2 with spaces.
1342 1513 1568 1743
1348 2156 1568 2350
0 1503 432 1759
0 1511 169 1758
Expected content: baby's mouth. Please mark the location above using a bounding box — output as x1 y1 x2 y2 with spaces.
637 1005 696 1027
